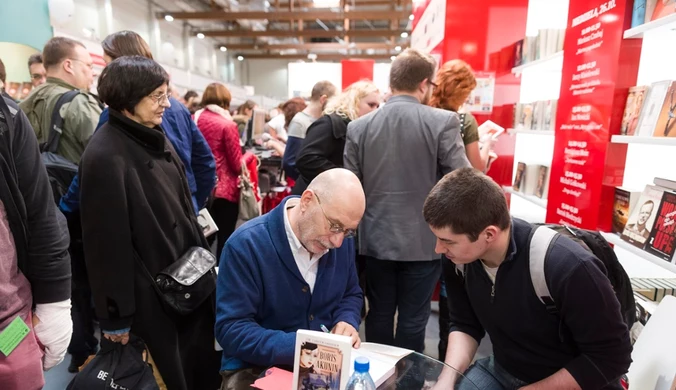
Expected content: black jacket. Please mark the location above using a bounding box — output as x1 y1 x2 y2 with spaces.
292 113 349 195
444 218 632 389
0 96 71 304
79 110 220 389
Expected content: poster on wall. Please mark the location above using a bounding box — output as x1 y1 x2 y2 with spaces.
465 72 495 114
545 0 637 230
411 0 446 53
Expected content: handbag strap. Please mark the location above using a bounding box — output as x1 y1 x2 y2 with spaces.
132 248 165 299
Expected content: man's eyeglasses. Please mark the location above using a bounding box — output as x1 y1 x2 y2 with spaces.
314 193 356 238
68 58 94 70
148 92 171 104
428 80 439 88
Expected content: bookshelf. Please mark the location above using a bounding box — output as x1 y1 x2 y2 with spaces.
511 51 564 75
503 186 548 209
624 13 676 39
611 135 676 146
601 232 676 277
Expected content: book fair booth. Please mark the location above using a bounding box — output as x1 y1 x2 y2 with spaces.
410 0 676 387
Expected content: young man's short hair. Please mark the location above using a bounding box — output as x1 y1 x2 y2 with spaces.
310 81 337 102
389 48 437 93
28 53 43 68
42 37 86 69
423 168 511 241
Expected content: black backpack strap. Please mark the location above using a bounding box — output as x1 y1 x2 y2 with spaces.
43 90 81 153
458 112 466 138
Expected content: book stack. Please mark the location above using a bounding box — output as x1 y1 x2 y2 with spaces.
514 100 558 131
620 80 676 138
619 178 676 264
631 278 676 303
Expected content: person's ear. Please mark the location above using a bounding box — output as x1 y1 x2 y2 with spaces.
299 190 315 212
320 95 328 106
63 59 75 76
484 226 500 243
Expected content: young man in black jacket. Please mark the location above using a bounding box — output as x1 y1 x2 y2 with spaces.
423 168 632 390
0 96 72 388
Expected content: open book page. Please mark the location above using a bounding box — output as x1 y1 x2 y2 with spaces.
350 343 413 387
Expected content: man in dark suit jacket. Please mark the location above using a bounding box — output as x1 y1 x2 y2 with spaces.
344 48 471 353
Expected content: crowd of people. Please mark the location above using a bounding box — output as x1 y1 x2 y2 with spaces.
0 28 633 390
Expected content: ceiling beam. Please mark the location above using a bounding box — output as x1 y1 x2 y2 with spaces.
158 10 409 21
198 29 407 38
222 42 405 50
276 0 398 5
236 53 394 60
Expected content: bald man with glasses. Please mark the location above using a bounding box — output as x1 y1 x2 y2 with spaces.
215 168 365 390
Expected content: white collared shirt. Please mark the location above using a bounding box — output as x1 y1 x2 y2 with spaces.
283 199 328 293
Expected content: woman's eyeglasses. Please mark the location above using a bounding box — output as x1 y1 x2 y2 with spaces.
148 92 171 104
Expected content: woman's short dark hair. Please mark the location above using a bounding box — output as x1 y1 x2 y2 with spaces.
282 97 307 128
98 56 169 114
423 168 511 241
102 31 153 60
237 99 257 115
184 90 198 101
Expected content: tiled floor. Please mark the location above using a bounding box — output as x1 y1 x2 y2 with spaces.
44 306 492 389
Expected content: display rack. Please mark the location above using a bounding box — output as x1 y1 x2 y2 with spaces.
503 186 548 209
511 51 564 75
601 233 676 277
624 13 676 39
611 135 676 146
509 129 555 136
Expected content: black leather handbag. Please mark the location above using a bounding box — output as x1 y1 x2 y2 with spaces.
136 247 217 315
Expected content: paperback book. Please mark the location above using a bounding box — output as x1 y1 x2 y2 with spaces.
645 191 676 262
652 81 676 137
293 330 351 390
621 185 664 249
636 80 670 137
513 162 526 192
621 86 648 136
613 188 642 234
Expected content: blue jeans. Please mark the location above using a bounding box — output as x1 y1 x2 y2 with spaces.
456 356 529 390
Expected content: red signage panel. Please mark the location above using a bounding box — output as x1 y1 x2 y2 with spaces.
546 0 639 230
340 60 374 90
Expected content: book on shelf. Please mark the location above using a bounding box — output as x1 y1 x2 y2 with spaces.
534 165 549 199
612 187 642 234
647 0 676 22
654 177 676 192
513 39 524 67
621 86 648 136
645 191 676 262
513 162 526 192
636 80 671 137
292 330 351 390
632 0 647 27
532 101 544 131
653 81 676 138
631 278 676 302
621 184 664 249
521 103 534 130
522 164 543 197
543 100 558 132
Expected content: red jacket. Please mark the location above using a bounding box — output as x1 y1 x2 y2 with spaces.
196 108 241 203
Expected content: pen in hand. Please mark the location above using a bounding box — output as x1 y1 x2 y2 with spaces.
320 324 330 333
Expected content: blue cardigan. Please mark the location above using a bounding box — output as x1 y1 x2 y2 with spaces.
59 97 215 214
215 196 363 371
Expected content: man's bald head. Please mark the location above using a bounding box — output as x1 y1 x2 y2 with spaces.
307 168 365 223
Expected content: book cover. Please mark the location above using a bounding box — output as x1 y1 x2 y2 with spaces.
535 165 549 199
613 187 642 234
514 39 524 67
513 162 526 192
636 80 670 137
645 0 658 23
621 85 648 135
649 0 676 22
653 81 676 137
293 330 351 390
522 103 534 130
522 164 542 196
514 103 523 129
621 185 664 249
645 191 676 261
543 100 554 131
532 101 545 130
556 29 565 52
197 208 219 238
632 0 647 27
546 29 559 57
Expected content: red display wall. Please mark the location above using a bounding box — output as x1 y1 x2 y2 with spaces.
340 60 374 90
545 0 642 231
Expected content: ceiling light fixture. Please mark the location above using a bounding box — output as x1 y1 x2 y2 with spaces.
165 14 174 22
237 55 244 61
391 56 396 61
401 32 409 38
197 33 205 39
395 45 402 52
220 46 227 52
308 53 318 60
409 14 414 21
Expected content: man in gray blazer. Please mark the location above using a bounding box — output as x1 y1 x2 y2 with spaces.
344 48 470 353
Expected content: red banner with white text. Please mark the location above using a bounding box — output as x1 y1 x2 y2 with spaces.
546 0 640 231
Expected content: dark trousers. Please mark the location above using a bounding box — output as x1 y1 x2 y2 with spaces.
64 211 98 360
364 257 441 353
211 198 239 260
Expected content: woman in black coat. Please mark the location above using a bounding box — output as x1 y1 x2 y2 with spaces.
292 81 381 195
79 56 221 389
